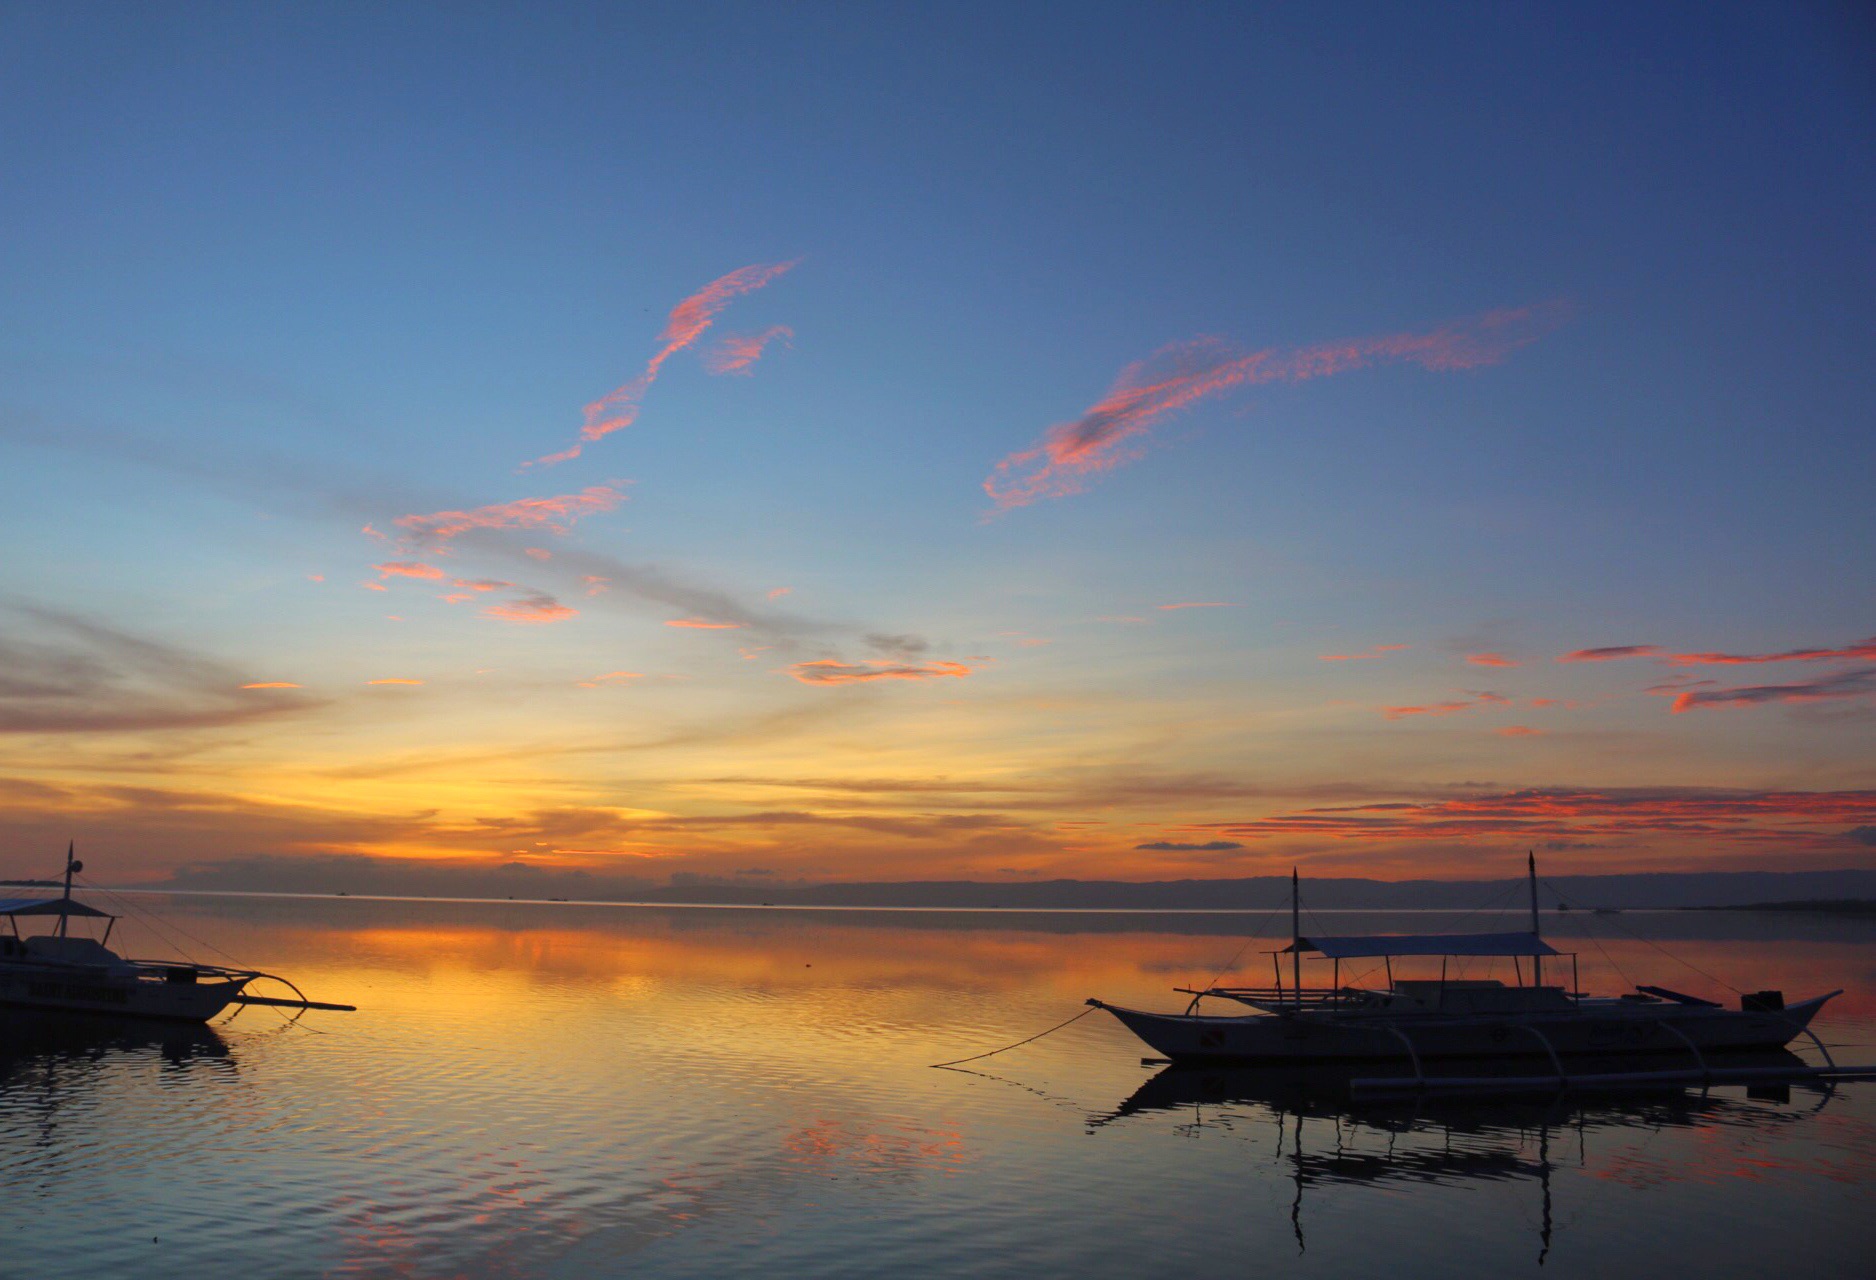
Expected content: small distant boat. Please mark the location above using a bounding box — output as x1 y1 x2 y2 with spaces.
0 845 354 1023
1089 855 1840 1072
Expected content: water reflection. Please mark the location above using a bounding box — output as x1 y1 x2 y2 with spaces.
1092 1059 1856 1265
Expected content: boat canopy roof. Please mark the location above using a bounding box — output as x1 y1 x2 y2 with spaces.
0 897 113 920
1284 931 1558 959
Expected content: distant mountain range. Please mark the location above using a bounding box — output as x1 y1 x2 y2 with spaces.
148 855 1876 910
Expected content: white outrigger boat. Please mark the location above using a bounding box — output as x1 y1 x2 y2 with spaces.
1089 856 1841 1075
0 846 353 1023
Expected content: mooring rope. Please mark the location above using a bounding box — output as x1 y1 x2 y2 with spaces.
930 1004 1100 1068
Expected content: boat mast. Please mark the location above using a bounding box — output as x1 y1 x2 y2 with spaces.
1291 867 1302 1009
59 840 79 938
1528 849 1542 988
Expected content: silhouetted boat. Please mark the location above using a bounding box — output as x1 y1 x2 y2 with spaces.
0 845 355 1023
1089 855 1840 1071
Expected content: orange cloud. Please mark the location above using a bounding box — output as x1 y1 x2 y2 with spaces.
394 486 625 547
307 574 325 583
666 618 742 630
1157 602 1237 611
482 592 577 625
1557 645 1661 662
1466 652 1521 667
239 682 303 690
524 547 552 561
577 670 644 688
706 324 793 375
767 586 791 600
583 575 610 596
452 578 511 592
367 678 424 686
529 261 798 466
1320 643 1409 661
361 581 388 592
1653 667 1876 713
984 302 1568 508
1497 725 1543 737
374 561 446 580
1666 637 1876 666
784 659 976 685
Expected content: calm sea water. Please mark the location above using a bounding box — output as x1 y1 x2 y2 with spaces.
1 895 1872 1278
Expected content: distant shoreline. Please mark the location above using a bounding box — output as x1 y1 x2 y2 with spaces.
1684 899 1876 917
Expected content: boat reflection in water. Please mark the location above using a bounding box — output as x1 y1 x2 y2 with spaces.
0 1009 230 1076
1092 1055 1837 1263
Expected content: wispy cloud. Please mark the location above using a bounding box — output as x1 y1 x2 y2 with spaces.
1653 667 1876 713
1497 725 1543 737
984 302 1569 509
666 618 742 630
366 678 424 686
577 671 644 688
452 578 511 592
239 681 303 690
482 592 578 625
1666 637 1876 666
1196 786 1876 847
394 485 626 549
0 604 324 734
1321 643 1410 661
1466 652 1521 668
705 324 794 375
374 561 446 580
767 587 791 600
1158 601 1237 611
1557 645 1661 663
783 659 975 685
529 261 798 467
1135 839 1245 852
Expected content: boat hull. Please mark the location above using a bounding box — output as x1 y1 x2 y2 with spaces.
1089 993 1836 1065
0 966 245 1022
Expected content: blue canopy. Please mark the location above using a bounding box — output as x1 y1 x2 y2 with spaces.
0 897 113 919
1285 931 1558 959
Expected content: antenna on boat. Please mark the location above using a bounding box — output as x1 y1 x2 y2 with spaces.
1291 866 1302 1010
1527 849 1542 988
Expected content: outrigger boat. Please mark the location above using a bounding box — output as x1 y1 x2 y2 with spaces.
0 845 354 1023
1089 855 1841 1075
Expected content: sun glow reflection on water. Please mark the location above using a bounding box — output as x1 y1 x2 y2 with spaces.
0 897 1872 1277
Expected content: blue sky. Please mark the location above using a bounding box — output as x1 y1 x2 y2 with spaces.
1 2 1871 885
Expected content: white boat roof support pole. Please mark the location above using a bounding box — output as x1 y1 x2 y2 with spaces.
1528 850 1543 989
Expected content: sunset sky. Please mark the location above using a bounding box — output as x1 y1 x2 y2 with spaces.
2 3 1872 888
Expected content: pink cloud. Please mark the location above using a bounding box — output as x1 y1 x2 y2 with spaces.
374 561 446 580
706 324 794 375
1556 645 1662 663
984 302 1569 509
784 659 976 685
524 547 552 561
451 578 511 592
361 581 388 592
483 593 578 625
1497 725 1543 737
1466 652 1521 668
1654 667 1876 714
367 678 424 686
394 485 625 548
577 670 644 688
529 261 798 466
767 586 791 600
240 682 302 690
1382 700 1474 720
1320 644 1410 661
1666 637 1876 666
583 575 610 596
666 618 742 630
307 574 325 583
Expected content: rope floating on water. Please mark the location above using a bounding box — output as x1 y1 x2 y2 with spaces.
930 1005 1099 1068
